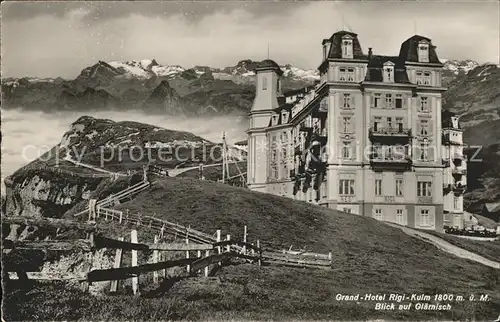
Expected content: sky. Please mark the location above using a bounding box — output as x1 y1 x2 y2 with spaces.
2 1 499 78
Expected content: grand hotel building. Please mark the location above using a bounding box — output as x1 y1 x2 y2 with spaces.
246 30 466 232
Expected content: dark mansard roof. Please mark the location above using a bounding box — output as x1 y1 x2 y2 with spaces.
268 103 294 127
323 31 367 60
398 35 443 64
364 55 411 83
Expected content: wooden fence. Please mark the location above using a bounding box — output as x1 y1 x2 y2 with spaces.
3 225 262 295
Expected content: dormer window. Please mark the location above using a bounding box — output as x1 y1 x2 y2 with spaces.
383 61 395 83
271 114 278 125
281 110 289 123
341 35 353 59
322 41 331 60
418 41 429 63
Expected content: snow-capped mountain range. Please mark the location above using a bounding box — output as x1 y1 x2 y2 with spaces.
105 59 321 82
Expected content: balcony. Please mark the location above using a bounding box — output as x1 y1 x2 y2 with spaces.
339 195 355 203
453 183 467 194
452 167 467 176
418 196 433 204
453 154 465 166
299 120 313 132
369 155 412 171
369 127 412 143
312 128 328 144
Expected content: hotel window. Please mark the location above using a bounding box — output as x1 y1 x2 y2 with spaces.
375 179 382 196
373 93 381 108
271 149 277 162
262 77 268 90
420 209 430 226
339 68 347 82
420 140 429 161
454 196 460 210
342 142 351 159
372 144 382 159
417 181 432 197
396 117 404 133
396 179 404 196
416 71 423 85
387 117 393 129
347 68 355 82
423 72 431 86
396 209 404 224
343 94 351 108
343 207 352 214
270 164 278 179
342 116 352 133
420 97 429 112
339 179 355 195
385 94 393 108
420 120 429 135
395 94 403 109
418 43 429 63
384 67 394 82
373 117 382 132
374 208 383 220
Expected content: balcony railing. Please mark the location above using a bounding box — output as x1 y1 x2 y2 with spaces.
339 195 355 203
418 196 433 204
369 127 412 137
369 155 412 171
453 183 467 194
452 167 466 175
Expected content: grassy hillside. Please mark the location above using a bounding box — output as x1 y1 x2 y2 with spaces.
5 177 500 320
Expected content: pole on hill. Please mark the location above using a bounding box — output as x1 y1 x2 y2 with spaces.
131 229 139 296
222 132 226 184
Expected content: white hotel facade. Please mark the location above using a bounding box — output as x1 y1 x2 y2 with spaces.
246 30 466 232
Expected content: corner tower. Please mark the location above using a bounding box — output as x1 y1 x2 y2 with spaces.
247 59 283 192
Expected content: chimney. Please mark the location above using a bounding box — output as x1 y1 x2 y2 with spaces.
368 48 373 60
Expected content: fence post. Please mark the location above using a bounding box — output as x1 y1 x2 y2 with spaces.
257 240 261 267
185 232 190 274
153 235 159 284
110 237 124 293
131 229 139 296
197 250 202 275
328 252 332 265
226 234 231 253
81 232 94 293
204 250 210 277
243 225 247 255
216 229 221 254
160 224 165 239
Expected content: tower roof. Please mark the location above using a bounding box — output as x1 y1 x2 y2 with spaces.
254 59 284 75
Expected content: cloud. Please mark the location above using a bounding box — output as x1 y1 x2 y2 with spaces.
1 1 499 78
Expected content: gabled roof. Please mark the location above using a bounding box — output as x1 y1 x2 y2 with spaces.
325 31 367 60
398 35 443 64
